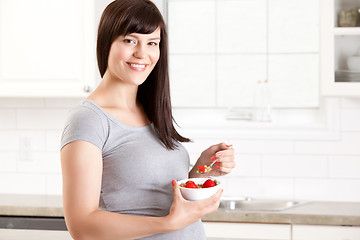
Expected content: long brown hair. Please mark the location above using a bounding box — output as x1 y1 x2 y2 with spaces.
97 0 190 149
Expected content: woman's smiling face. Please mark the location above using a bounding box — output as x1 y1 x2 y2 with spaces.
106 27 161 86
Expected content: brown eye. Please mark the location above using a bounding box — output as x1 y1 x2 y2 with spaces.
123 39 135 44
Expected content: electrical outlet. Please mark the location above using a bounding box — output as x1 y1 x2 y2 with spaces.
19 136 34 162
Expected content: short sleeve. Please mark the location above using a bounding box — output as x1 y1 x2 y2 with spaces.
60 105 108 151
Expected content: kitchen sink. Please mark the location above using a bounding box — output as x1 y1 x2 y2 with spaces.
219 197 308 211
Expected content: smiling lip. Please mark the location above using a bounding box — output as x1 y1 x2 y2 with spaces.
127 62 148 72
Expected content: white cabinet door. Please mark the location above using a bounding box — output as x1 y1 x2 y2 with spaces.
0 229 73 240
0 0 96 97
168 0 320 108
203 222 291 240
292 225 360 240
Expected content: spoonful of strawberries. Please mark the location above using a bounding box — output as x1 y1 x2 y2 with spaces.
197 158 219 174
197 144 232 174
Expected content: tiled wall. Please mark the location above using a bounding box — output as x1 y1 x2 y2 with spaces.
0 98 82 195
0 97 359 202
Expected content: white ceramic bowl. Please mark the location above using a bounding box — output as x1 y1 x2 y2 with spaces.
178 178 221 201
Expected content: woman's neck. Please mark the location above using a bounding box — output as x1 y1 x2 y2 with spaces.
89 72 139 110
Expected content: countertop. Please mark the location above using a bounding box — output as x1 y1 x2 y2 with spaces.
0 194 63 217
203 201 360 226
1 194 360 226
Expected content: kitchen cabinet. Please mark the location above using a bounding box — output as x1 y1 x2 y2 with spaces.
292 225 360 240
204 223 360 240
0 229 72 240
0 216 70 240
321 0 360 96
203 222 291 240
168 0 320 108
0 0 96 97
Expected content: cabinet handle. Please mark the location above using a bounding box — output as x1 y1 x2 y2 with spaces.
83 85 92 93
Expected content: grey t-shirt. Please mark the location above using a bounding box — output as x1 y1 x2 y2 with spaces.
60 99 205 240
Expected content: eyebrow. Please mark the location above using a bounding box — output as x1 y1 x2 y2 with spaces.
127 34 161 41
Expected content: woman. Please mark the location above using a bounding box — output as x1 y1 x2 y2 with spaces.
60 0 235 239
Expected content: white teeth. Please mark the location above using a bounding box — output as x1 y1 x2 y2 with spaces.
130 63 145 68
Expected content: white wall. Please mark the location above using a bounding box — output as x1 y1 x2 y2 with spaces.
0 97 360 201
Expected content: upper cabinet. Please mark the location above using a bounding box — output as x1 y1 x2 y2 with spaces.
0 0 97 97
321 0 360 96
168 0 320 108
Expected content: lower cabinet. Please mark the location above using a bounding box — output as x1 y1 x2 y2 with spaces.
0 216 71 240
292 225 360 240
204 222 360 240
0 229 72 240
203 222 291 240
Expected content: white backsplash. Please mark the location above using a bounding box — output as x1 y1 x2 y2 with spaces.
0 97 359 202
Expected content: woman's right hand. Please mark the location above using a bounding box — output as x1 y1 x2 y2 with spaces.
165 180 222 231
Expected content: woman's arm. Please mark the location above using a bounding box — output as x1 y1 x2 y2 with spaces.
61 140 221 240
189 143 235 178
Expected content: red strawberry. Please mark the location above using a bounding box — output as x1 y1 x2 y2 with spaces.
202 179 216 188
198 165 206 173
185 180 198 188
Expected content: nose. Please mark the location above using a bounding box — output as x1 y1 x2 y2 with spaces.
133 45 146 59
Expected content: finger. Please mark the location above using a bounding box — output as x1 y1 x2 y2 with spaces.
218 159 236 170
215 156 235 165
216 155 235 164
209 142 230 154
202 189 223 212
198 188 223 206
217 166 233 173
215 147 235 158
214 157 235 171
216 162 236 169
171 180 183 201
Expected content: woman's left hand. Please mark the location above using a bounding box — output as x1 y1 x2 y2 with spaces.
191 142 236 177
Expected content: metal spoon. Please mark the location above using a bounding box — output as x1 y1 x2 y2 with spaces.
207 158 219 169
